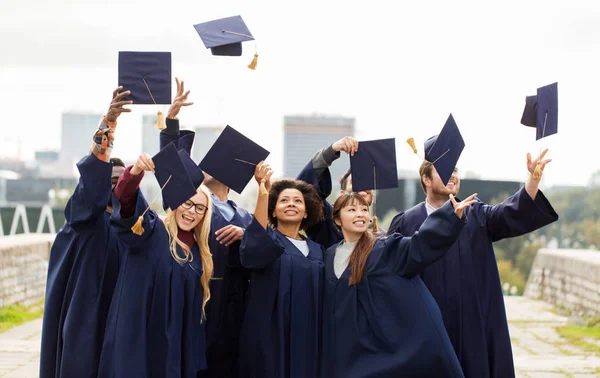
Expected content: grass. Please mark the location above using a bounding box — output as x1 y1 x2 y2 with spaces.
556 368 574 378
556 325 600 355
0 301 44 333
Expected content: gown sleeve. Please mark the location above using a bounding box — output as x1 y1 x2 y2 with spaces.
239 217 285 270
475 186 559 242
383 200 466 278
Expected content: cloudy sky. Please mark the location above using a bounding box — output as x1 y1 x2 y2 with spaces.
1 0 599 187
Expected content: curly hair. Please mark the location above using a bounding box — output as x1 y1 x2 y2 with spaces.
268 179 324 231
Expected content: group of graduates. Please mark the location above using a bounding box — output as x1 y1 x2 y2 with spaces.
39 75 559 378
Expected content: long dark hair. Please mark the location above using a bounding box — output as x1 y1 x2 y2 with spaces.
332 192 375 286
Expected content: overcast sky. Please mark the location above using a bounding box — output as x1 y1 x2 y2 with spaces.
1 0 599 188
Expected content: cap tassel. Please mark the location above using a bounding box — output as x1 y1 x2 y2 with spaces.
406 137 424 160
131 215 145 235
156 111 166 130
372 215 379 233
259 178 268 195
130 175 172 236
532 162 542 180
248 53 258 70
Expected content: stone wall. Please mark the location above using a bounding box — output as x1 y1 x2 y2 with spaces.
0 234 54 308
524 248 600 317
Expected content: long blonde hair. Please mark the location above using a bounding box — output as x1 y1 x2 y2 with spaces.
163 185 214 318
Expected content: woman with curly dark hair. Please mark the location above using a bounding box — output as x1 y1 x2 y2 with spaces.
238 161 325 378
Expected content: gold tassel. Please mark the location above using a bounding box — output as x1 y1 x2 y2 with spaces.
532 161 542 180
372 215 379 233
155 111 166 130
248 53 258 70
131 215 145 235
259 179 268 195
406 138 418 154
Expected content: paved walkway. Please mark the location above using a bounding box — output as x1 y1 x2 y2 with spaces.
0 297 599 377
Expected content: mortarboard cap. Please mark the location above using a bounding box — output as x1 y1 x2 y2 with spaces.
350 138 399 192
520 82 558 140
199 125 270 194
118 51 172 105
425 114 465 186
193 16 254 57
178 150 204 189
153 143 198 211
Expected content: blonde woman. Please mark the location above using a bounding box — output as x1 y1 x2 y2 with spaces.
97 147 214 378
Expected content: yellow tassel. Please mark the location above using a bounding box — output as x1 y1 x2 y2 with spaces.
155 111 166 130
372 216 379 233
131 215 145 235
259 179 268 195
406 138 418 154
248 53 258 70
532 161 542 180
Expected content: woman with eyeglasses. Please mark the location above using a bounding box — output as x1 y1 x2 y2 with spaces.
97 150 214 378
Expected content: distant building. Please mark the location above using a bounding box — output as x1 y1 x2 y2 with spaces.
141 115 161 156
60 112 102 165
283 115 355 192
192 126 224 163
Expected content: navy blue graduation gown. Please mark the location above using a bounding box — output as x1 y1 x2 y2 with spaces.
204 203 252 378
296 160 344 248
238 218 324 378
387 187 558 378
40 154 121 378
160 120 253 378
322 201 466 378
97 193 207 378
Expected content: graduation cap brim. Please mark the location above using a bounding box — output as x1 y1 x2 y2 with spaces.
350 138 399 192
193 15 254 57
426 114 465 186
153 143 198 210
178 150 204 189
118 51 172 105
199 125 270 194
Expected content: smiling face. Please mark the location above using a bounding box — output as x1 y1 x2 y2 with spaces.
424 167 460 199
175 190 208 231
272 188 307 226
335 199 371 240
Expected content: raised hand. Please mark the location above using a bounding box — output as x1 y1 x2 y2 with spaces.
450 193 478 219
131 153 155 176
106 86 133 123
527 148 552 180
167 78 194 119
332 136 359 156
254 161 274 192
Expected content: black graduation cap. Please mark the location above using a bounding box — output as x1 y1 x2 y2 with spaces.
349 138 398 192
178 150 204 189
118 51 172 105
193 16 254 57
424 114 465 186
153 143 198 211
520 82 558 140
199 125 270 194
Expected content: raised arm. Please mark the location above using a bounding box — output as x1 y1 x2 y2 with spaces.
65 87 132 225
384 194 476 278
481 149 558 241
239 162 283 269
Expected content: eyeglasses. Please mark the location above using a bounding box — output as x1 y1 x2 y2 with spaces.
181 200 208 215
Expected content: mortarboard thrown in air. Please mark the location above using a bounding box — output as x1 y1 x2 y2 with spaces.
520 82 558 141
199 125 270 194
520 82 558 179
406 113 465 187
350 138 398 232
193 15 259 69
130 143 204 235
118 51 172 130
